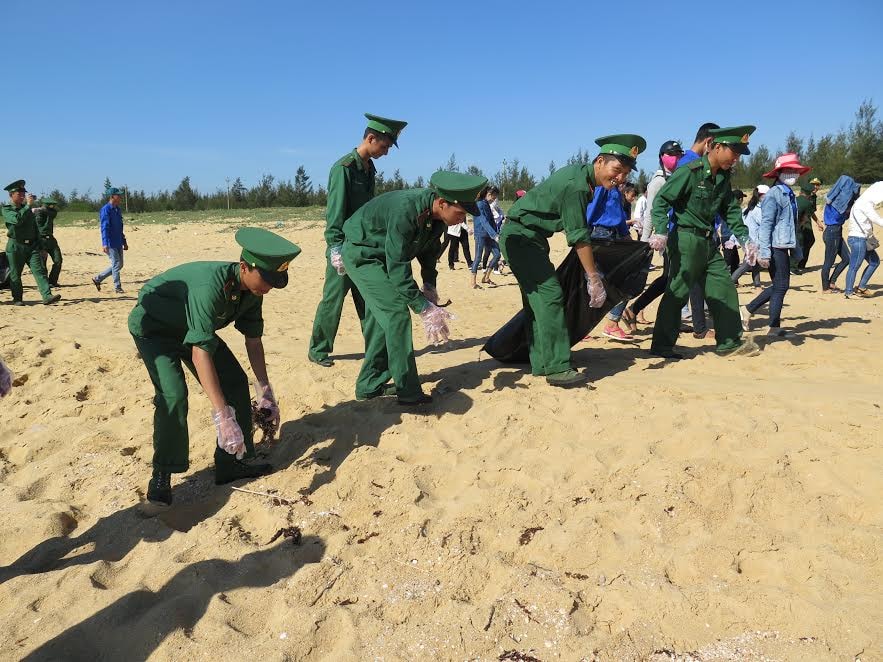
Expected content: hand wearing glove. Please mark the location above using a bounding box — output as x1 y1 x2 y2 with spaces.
585 272 607 308
254 381 280 438
757 257 770 269
723 236 739 250
744 240 760 266
421 283 439 305
213 405 245 459
420 302 454 346
648 233 668 252
329 245 346 275
0 358 13 398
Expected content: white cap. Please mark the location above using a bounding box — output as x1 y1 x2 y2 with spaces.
756 184 770 194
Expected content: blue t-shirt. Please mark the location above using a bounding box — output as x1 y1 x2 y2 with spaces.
823 203 848 226
586 186 629 236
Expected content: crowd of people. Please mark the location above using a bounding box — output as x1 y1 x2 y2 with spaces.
2 113 882 508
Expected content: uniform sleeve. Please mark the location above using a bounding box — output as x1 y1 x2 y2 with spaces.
416 231 443 291
234 298 264 338
182 285 222 355
561 185 592 246
99 206 110 247
324 165 348 247
720 188 750 246
385 214 428 314
34 210 48 237
651 168 690 234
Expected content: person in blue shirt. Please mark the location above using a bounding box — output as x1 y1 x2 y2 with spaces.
92 187 129 293
470 186 501 289
820 174 861 292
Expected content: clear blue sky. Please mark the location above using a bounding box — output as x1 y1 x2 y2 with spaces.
8 0 883 197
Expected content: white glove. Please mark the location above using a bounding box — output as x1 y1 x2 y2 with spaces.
757 257 770 269
254 381 280 438
648 233 668 252
419 302 454 346
744 240 760 266
724 236 739 250
330 245 346 275
0 357 12 398
213 405 245 459
421 283 439 305
585 272 607 308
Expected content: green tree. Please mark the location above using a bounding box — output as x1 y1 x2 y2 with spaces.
731 144 772 189
785 131 803 157
249 174 276 207
465 164 484 178
293 166 312 206
566 148 592 166
443 153 459 172
848 99 883 183
172 176 198 211
103 177 112 193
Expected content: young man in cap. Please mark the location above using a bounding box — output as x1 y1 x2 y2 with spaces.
648 126 761 359
307 113 408 368
501 134 646 386
2 180 61 305
92 187 128 293
34 198 63 286
342 170 487 405
128 227 300 507
794 183 817 270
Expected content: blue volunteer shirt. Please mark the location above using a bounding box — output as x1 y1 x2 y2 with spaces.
99 202 126 248
586 186 628 236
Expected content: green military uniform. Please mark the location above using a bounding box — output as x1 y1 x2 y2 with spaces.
650 126 755 356
342 171 485 402
128 228 300 476
500 134 646 379
34 198 62 286
793 186 816 270
2 180 58 304
308 113 407 366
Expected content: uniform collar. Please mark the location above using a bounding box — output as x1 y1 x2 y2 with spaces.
351 148 375 174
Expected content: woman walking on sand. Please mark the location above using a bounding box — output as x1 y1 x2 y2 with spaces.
470 186 502 289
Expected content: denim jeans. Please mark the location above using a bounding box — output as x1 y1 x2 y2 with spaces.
96 247 124 290
821 225 849 290
471 235 499 273
746 247 791 328
844 236 880 294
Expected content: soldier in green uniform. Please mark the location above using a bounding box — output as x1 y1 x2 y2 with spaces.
500 135 646 387
307 113 408 367
2 180 60 305
342 170 487 405
647 126 762 359
34 198 63 286
128 227 300 507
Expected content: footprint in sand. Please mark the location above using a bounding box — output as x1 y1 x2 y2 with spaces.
75 385 90 401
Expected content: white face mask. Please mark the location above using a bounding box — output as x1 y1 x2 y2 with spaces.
779 173 798 186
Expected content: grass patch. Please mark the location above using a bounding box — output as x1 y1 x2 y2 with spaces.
54 206 327 229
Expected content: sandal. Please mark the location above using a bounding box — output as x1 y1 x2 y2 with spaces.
826 284 842 293
636 312 650 325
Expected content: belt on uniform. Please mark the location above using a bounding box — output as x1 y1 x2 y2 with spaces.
677 227 713 240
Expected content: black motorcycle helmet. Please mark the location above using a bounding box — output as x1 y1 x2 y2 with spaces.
658 140 684 169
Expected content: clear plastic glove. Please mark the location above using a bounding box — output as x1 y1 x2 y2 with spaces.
421 283 439 305
0 357 13 398
757 257 770 269
253 381 280 438
743 240 760 266
329 245 346 275
213 405 245 459
723 236 739 250
648 233 668 252
420 302 454 346
585 272 607 308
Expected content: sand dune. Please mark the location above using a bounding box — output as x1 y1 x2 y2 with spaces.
1 220 880 661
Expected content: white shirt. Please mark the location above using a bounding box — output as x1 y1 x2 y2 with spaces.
447 219 468 237
848 181 883 238
633 194 648 232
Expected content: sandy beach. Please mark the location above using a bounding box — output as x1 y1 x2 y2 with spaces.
1 218 881 661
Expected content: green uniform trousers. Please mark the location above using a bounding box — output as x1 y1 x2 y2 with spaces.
307 253 365 362
6 239 52 302
131 334 254 473
42 236 63 285
651 229 743 354
500 223 572 376
343 251 422 400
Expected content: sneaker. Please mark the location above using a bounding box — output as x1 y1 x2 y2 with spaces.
147 470 173 506
545 369 588 387
492 269 501 275
12 300 24 306
719 338 761 357
767 327 792 338
43 294 61 305
91 277 101 292
692 329 714 340
308 355 334 367
397 393 433 406
114 288 125 294
215 458 273 485
649 349 683 360
739 306 752 331
602 325 634 342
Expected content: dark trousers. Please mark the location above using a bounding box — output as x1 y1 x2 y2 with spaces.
722 245 740 274
797 226 815 269
821 225 849 290
441 232 472 267
746 248 791 328
631 251 670 315
731 260 762 287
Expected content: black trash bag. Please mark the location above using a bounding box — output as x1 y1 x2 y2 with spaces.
483 239 652 363
0 251 10 289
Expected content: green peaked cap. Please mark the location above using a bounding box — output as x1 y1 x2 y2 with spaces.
594 134 647 167
4 179 26 193
800 183 815 194
709 125 756 155
235 227 301 289
429 170 488 215
364 113 408 147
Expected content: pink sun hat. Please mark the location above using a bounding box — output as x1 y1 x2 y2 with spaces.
762 153 812 179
